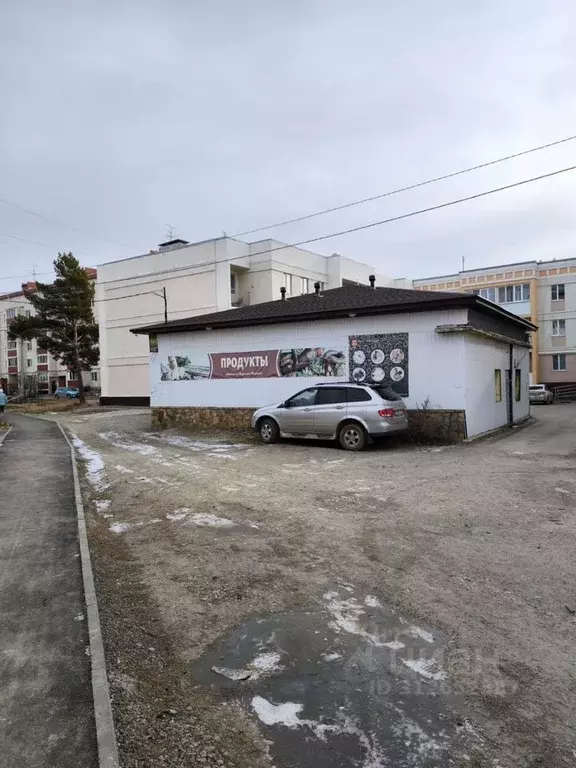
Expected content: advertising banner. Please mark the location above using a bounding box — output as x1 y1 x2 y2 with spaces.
159 346 346 381
348 333 409 396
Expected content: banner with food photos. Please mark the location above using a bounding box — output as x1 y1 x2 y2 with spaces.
348 333 409 396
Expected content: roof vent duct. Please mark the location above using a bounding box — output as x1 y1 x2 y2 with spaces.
369 274 376 289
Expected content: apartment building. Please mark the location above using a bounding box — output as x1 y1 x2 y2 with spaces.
0 272 100 395
413 257 576 386
97 236 410 404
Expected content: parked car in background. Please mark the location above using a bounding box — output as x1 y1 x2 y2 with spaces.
529 384 554 404
252 382 408 451
54 386 80 399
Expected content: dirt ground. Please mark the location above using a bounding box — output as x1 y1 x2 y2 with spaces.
44 405 576 767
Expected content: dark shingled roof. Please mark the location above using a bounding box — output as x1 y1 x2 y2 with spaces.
131 283 536 335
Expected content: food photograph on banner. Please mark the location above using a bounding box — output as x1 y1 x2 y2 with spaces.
159 346 347 381
348 333 409 396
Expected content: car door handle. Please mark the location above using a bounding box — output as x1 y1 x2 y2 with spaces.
335 405 345 410
303 407 313 411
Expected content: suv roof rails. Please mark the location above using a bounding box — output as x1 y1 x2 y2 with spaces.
316 381 369 386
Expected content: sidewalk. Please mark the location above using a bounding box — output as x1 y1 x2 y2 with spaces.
0 414 97 768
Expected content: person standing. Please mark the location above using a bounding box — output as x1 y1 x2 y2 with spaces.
0 388 7 416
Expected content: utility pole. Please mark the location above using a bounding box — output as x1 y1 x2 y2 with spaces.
162 287 167 324
461 255 466 272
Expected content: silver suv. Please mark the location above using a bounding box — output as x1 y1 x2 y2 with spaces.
251 383 408 451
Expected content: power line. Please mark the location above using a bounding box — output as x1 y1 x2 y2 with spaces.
0 231 99 258
231 133 576 237
0 197 137 251
98 162 576 288
94 289 163 303
0 271 52 282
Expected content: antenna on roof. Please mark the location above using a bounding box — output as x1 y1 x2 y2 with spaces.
165 224 176 240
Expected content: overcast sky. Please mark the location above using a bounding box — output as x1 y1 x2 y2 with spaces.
1 0 575 292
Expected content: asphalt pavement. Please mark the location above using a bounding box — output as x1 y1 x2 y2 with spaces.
0 414 97 768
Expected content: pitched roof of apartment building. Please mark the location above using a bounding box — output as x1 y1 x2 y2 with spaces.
132 283 537 335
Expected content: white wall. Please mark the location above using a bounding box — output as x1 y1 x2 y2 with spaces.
464 337 530 438
149 309 469 411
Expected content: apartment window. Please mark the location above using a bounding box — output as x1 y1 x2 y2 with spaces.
37 354 48 364
6 308 16 319
551 284 565 301
90 371 98 382
37 372 48 382
7 340 17 350
478 287 496 302
26 358 33 368
552 319 566 336
494 369 502 402
25 309 31 318
230 273 237 295
515 369 521 401
496 283 530 303
283 273 293 294
26 341 32 351
552 354 566 371
300 277 309 294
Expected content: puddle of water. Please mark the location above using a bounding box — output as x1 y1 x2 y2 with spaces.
189 586 479 767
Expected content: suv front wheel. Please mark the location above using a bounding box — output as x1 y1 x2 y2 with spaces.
259 417 280 444
338 422 367 451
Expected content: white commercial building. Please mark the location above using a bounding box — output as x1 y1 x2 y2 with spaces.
132 283 534 441
97 237 411 404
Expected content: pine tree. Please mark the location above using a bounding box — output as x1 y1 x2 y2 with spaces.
9 253 99 404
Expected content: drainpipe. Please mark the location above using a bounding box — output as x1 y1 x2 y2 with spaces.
508 343 514 426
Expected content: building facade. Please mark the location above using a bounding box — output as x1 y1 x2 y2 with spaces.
97 236 410 404
413 257 576 387
0 274 100 396
132 284 533 441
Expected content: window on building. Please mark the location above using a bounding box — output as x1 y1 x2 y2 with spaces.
6 308 16 319
37 372 48 382
495 283 530 303
25 309 31 318
515 369 521 401
26 341 32 351
551 284 565 301
553 354 567 371
300 277 309 294
230 273 237 295
494 369 502 402
90 371 98 382
552 319 566 336
283 273 293 294
37 354 47 364
7 340 17 350
26 358 33 368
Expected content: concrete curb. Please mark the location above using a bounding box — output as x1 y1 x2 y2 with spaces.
58 423 120 768
0 426 13 447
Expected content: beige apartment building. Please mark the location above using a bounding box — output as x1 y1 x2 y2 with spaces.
413 257 576 387
97 236 410 403
0 272 100 395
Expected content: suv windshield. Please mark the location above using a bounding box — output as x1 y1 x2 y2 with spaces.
372 385 403 402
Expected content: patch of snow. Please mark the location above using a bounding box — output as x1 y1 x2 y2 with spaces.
95 500 111 513
207 453 238 460
391 709 447 758
401 657 446 681
146 433 246 452
408 626 434 643
251 697 388 766
323 591 384 646
383 640 405 651
109 522 131 534
212 666 251 681
222 486 239 492
251 651 283 674
74 613 85 622
364 595 381 608
322 652 342 661
555 487 571 495
166 509 189 522
71 435 108 490
115 464 134 474
98 431 157 456
251 697 303 727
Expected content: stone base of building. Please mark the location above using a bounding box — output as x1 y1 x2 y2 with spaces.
151 406 468 442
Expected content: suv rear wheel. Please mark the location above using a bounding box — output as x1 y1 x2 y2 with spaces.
259 417 280 444
338 422 367 451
